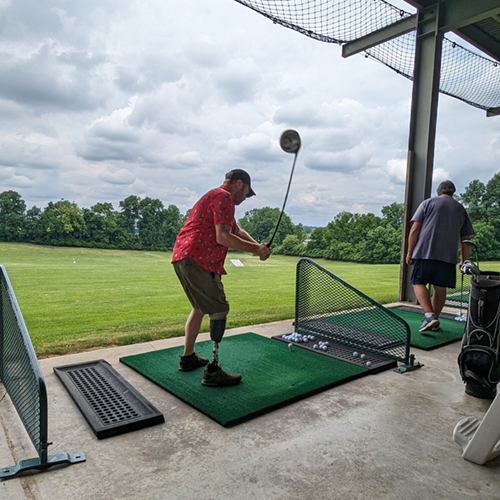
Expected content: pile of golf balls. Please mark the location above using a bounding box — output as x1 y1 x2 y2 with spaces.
282 332 315 343
312 340 329 351
353 351 372 367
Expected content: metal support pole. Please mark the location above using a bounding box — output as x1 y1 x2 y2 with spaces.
399 2 444 302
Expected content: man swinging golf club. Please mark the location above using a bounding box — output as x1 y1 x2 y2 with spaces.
172 169 271 387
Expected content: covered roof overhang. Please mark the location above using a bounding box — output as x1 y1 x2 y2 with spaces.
406 0 500 62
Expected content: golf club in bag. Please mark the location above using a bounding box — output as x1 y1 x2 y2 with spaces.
454 272 467 322
267 129 301 247
458 241 500 399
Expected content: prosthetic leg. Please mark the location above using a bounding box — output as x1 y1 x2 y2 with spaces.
207 317 226 372
202 314 242 386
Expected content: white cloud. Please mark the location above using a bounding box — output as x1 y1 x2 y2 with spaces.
0 0 498 227
432 167 451 183
99 168 136 185
0 166 33 188
385 158 407 184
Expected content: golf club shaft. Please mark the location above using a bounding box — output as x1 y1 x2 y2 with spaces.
460 272 464 317
268 152 298 247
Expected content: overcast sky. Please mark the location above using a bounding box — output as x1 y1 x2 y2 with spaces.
1 0 499 227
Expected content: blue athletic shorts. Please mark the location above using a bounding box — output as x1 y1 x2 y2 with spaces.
410 259 456 288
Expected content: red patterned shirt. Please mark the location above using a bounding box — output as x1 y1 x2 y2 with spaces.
171 185 236 275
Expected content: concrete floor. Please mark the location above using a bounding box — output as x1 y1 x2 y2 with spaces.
1 314 500 500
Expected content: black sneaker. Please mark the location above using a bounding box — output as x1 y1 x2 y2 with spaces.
201 365 242 387
419 315 440 332
179 352 209 372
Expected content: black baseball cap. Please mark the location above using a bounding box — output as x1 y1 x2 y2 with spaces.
225 169 256 197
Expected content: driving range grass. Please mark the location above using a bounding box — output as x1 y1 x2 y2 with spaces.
4 242 494 358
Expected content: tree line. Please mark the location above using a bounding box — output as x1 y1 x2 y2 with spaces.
0 192 183 251
1 172 499 262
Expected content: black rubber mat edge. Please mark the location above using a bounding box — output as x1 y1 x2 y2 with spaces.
54 359 165 439
272 335 397 374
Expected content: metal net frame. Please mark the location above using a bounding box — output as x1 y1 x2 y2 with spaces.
295 258 411 363
0 265 84 479
234 0 500 111
0 265 48 463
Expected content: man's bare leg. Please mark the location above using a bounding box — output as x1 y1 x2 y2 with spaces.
413 284 433 314
183 308 204 356
432 286 447 318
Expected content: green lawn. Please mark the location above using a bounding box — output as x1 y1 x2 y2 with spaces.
1 242 496 357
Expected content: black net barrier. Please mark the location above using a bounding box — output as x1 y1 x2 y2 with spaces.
295 258 411 364
0 265 85 479
0 265 47 462
234 0 500 111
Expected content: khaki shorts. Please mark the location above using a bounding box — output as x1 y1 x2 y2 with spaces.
173 259 229 317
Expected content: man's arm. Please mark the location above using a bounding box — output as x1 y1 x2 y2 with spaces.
406 221 422 265
215 224 271 261
459 235 471 268
233 225 258 243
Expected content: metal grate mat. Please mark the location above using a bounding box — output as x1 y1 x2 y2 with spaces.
54 359 164 439
272 335 397 373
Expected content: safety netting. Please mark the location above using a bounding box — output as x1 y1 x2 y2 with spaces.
234 0 500 111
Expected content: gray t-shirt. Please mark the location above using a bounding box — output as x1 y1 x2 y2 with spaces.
411 194 474 264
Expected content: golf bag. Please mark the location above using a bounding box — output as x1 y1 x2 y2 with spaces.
458 271 500 399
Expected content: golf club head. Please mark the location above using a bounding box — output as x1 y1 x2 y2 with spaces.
280 129 301 154
461 260 479 276
463 239 479 267
463 239 477 250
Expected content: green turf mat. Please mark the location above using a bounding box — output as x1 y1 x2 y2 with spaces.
120 333 367 427
389 309 465 350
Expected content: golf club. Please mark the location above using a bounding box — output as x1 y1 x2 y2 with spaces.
461 259 480 283
454 272 467 322
463 239 479 269
267 129 301 247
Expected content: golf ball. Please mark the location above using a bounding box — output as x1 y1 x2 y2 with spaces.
322 345 327 351
366 361 372 367
313 344 318 349
353 352 359 357
360 354 366 360
288 343 293 351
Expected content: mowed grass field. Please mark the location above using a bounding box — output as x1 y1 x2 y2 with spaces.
2 242 496 357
